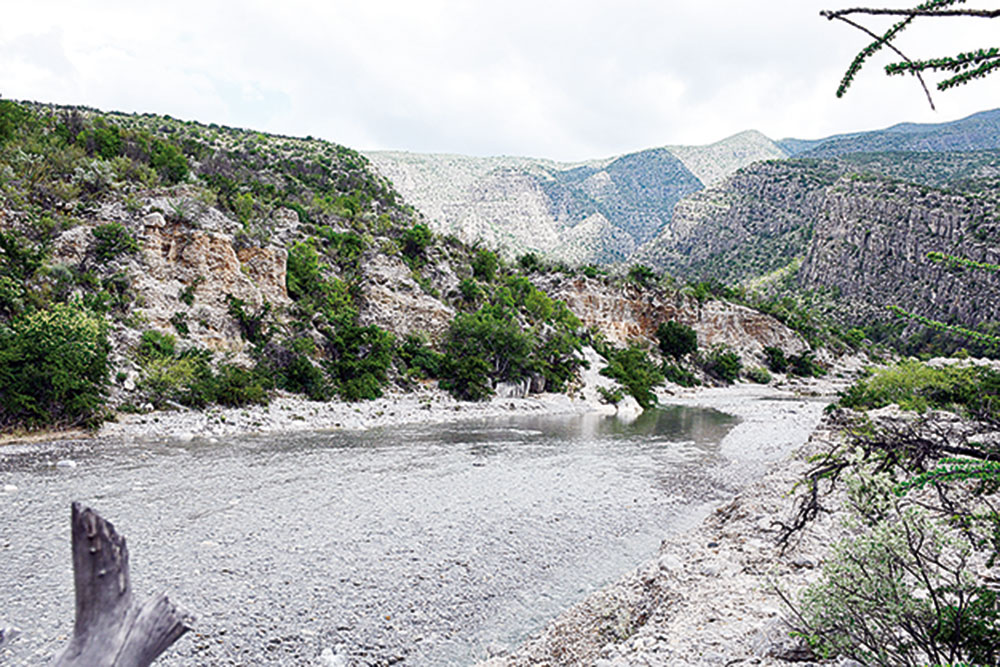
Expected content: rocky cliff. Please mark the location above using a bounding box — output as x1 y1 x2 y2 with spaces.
366 132 787 265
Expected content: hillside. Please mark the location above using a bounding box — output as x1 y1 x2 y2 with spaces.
779 108 1000 158
0 99 807 432
635 149 1000 349
366 132 787 265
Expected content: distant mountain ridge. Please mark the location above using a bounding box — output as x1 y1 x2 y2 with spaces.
366 131 788 264
368 108 1000 266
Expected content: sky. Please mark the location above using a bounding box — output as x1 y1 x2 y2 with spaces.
1 1 997 161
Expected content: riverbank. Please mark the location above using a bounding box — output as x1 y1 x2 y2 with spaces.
481 377 857 667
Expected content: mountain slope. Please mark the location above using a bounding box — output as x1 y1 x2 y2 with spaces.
365 132 787 264
779 109 1000 158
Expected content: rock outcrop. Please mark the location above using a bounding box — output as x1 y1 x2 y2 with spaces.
534 275 809 362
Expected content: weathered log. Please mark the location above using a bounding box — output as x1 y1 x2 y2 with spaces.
54 502 193 667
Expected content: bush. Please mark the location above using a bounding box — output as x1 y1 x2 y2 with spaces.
402 222 432 258
472 249 498 282
0 304 110 428
838 360 1000 418
745 366 772 384
703 345 742 383
280 353 331 401
213 364 268 407
459 277 483 304
397 334 444 379
626 264 657 288
440 306 535 401
91 223 139 262
656 320 697 360
518 252 541 273
138 329 176 360
323 323 394 401
763 346 788 373
789 351 826 378
662 361 699 387
600 344 664 410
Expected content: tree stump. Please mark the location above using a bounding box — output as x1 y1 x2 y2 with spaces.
54 502 193 666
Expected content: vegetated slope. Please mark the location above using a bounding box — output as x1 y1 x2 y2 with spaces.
635 149 1000 349
365 132 787 265
778 108 1000 158
0 98 807 431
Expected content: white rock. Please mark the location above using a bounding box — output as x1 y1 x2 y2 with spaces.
2 484 17 494
55 459 78 469
318 646 347 666
176 432 195 443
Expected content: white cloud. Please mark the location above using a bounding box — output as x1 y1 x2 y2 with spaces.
0 0 997 160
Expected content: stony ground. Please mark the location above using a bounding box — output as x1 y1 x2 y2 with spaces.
481 376 865 667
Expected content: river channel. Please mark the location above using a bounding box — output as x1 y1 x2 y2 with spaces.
0 406 739 665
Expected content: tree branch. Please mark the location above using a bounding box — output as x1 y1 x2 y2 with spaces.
823 8 1000 19
828 13 938 109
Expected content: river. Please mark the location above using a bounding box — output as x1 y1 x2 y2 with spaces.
0 405 739 666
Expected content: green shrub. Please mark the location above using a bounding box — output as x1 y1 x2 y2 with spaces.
763 346 788 373
789 351 826 378
91 223 139 262
662 361 699 387
838 360 1000 418
0 100 29 144
597 386 624 405
0 303 110 428
626 264 657 288
402 222 432 258
440 306 535 401
518 252 541 273
745 366 772 384
397 334 444 379
138 329 176 360
600 344 664 410
472 249 498 282
459 277 483 304
703 345 742 383
323 323 394 401
213 364 268 407
656 320 698 360
280 353 331 401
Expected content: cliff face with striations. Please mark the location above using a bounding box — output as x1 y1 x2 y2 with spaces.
533 275 809 362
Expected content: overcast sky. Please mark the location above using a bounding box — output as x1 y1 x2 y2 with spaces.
1 1 997 161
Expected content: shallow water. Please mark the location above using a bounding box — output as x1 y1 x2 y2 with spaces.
0 406 737 666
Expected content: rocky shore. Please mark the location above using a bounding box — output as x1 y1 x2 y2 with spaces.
482 380 859 667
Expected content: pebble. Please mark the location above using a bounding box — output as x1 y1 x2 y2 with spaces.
55 459 77 469
2 484 17 494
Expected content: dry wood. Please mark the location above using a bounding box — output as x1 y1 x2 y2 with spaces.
54 502 192 667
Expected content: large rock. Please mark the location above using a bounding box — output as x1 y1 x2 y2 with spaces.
356 253 456 342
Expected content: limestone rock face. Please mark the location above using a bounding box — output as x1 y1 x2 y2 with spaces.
536 275 808 361
135 212 290 353
356 253 456 342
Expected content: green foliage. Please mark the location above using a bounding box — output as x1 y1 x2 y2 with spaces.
279 353 331 401
838 360 1000 419
397 333 444 379
150 139 189 184
626 264 657 288
745 366 772 384
225 295 275 347
789 350 826 378
402 222 432 258
662 361 699 388
472 249 499 282
138 329 176 360
0 303 109 428
441 305 535 401
702 345 743 383
458 277 483 304
518 252 541 273
656 320 697 360
169 311 189 337
323 323 395 401
599 344 664 410
597 385 624 405
0 99 29 144
286 241 323 301
763 346 789 373
212 364 268 407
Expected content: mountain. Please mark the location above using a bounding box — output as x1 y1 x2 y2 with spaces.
778 109 1000 158
635 148 1000 344
366 131 787 265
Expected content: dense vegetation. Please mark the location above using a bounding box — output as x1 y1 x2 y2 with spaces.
781 360 1000 664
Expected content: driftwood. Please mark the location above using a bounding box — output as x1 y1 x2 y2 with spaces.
54 502 193 667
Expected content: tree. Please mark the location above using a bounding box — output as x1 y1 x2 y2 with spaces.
823 1 1000 109
656 320 697 361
